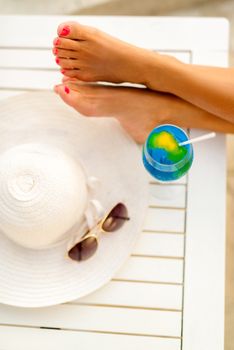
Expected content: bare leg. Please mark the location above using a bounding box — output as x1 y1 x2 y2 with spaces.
54 22 234 125
54 81 234 144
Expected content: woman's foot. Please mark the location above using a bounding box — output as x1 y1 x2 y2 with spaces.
54 79 234 143
54 81 172 143
53 21 171 89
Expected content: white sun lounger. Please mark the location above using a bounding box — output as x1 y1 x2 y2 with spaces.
0 15 228 350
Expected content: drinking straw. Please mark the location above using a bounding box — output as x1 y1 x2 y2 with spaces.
179 132 216 146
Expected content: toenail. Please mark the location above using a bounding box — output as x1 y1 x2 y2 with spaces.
59 25 70 36
55 57 60 64
52 47 58 55
64 86 70 94
61 69 66 75
53 37 60 46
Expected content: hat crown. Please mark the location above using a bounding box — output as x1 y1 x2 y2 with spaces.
15 174 35 192
0 143 88 249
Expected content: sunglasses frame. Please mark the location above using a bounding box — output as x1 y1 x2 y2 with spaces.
67 202 129 262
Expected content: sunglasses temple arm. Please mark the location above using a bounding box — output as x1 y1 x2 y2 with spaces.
113 215 130 221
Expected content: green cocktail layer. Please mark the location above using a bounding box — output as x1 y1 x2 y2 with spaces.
148 130 187 163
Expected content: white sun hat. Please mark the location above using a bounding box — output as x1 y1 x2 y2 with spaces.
0 91 149 308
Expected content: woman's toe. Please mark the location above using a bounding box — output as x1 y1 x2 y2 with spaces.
61 76 79 83
54 84 79 107
54 84 95 117
57 21 94 40
60 68 95 82
53 48 79 60
53 37 81 51
55 57 80 70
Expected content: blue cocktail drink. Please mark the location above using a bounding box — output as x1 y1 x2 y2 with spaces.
143 124 193 182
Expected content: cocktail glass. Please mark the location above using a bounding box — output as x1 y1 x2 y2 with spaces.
143 124 193 183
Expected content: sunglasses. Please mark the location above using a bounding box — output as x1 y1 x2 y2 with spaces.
68 203 129 262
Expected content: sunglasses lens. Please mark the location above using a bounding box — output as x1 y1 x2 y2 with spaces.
68 236 98 262
102 203 128 232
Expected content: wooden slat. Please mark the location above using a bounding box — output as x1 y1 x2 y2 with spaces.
183 129 226 349
147 173 187 185
0 326 181 350
115 256 183 283
133 232 184 258
143 208 185 233
149 184 186 208
0 16 228 51
0 304 181 337
0 49 189 69
0 16 58 48
0 69 60 89
76 280 183 310
0 49 56 69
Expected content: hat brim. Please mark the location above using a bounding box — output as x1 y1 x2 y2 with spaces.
0 91 149 307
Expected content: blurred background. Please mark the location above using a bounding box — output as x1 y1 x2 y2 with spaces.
1 0 234 349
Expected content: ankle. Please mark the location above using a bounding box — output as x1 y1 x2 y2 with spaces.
157 93 186 126
145 53 184 93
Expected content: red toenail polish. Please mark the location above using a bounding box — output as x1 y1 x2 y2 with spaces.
64 86 70 94
53 47 58 55
59 25 70 36
61 69 66 75
55 57 60 64
53 38 60 46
